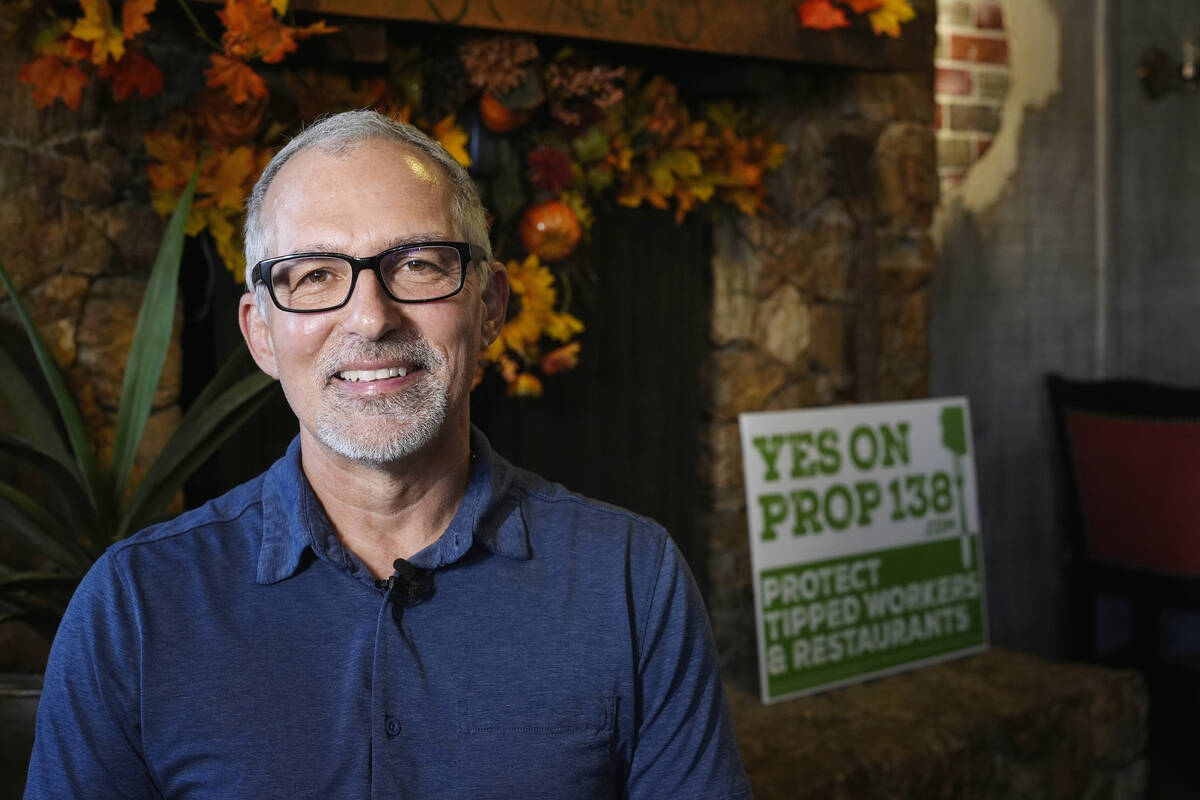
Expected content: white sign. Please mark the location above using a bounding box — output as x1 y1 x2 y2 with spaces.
739 398 989 704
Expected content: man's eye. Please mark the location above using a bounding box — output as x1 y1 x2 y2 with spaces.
401 259 436 272
298 268 331 285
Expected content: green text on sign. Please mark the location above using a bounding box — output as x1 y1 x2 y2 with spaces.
759 537 986 699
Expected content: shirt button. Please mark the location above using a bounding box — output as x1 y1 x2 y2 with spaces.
385 716 402 737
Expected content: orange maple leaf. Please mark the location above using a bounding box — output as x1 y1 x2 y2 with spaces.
73 0 125 66
103 46 162 101
145 116 202 194
18 55 90 109
122 0 157 39
797 0 850 29
205 53 268 104
199 146 258 211
219 0 335 64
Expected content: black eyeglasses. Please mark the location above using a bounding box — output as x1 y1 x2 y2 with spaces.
250 241 487 313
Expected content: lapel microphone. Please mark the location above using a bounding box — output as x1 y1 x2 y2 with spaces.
381 557 435 621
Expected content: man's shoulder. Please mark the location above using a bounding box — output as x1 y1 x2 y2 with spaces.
503 463 672 553
109 471 267 560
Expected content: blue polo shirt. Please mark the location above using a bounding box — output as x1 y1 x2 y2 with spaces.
25 428 750 799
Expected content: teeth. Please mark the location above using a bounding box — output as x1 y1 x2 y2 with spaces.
338 366 409 382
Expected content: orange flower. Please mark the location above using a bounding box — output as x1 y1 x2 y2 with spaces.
103 45 162 101
18 55 90 109
205 53 268 104
540 342 580 375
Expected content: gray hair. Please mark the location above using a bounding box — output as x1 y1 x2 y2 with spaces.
242 110 492 295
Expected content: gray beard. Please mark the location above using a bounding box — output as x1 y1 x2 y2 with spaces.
313 332 449 464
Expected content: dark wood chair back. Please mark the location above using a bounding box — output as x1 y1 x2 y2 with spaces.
1046 373 1200 665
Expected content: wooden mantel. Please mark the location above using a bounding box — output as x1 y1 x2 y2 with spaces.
288 0 935 71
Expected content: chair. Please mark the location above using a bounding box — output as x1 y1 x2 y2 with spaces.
1046 374 1200 669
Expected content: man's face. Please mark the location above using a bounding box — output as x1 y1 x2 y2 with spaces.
239 139 506 465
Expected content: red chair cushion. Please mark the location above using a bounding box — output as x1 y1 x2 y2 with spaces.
1066 410 1200 575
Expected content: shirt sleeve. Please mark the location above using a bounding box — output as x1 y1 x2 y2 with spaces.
626 535 752 800
24 549 158 800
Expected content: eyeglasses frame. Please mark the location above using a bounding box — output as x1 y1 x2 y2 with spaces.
250 241 488 313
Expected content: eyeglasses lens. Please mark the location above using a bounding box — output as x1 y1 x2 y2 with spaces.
269 246 464 310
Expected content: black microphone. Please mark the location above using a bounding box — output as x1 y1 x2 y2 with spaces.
386 557 435 609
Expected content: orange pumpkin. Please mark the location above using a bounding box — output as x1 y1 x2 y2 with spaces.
479 93 530 133
519 200 582 262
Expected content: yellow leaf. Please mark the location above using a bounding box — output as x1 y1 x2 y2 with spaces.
509 373 543 398
647 149 702 196
433 114 471 167
869 0 916 37
200 146 257 211
72 0 125 66
270 0 288 14
545 312 584 342
205 208 247 281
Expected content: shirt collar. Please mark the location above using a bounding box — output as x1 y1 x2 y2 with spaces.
256 426 530 585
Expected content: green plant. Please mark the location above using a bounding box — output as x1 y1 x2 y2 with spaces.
0 170 278 639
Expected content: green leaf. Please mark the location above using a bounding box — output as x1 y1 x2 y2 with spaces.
0 571 80 593
0 433 99 550
0 335 72 468
0 259 106 524
0 480 92 572
491 140 526 227
119 349 278 536
494 71 545 111
110 166 201 506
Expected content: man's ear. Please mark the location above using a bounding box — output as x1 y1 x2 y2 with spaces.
480 261 509 349
238 292 280 380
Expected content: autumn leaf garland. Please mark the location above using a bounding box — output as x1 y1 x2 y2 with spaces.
796 0 916 38
19 0 160 109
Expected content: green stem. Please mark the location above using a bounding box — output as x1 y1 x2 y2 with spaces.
174 0 222 52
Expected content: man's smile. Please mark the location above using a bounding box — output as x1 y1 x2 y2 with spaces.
337 365 412 382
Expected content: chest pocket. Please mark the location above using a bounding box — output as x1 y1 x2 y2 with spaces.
456 693 618 800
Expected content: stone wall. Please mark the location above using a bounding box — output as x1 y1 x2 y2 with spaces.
0 46 179 668
700 70 937 686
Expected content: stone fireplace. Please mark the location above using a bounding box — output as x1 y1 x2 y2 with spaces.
0 2 937 676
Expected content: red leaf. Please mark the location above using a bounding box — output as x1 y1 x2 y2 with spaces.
104 46 162 101
18 55 90 109
797 0 850 29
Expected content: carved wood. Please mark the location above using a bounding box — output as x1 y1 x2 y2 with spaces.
286 0 935 71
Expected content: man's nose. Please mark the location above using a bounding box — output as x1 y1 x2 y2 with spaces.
339 267 404 339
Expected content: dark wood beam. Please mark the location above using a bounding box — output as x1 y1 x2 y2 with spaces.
285 0 935 71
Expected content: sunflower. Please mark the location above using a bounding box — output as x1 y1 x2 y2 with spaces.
481 254 584 392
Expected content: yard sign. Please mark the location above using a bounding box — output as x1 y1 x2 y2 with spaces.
740 398 989 704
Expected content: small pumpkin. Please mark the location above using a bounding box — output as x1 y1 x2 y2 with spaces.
479 92 530 133
519 200 582 262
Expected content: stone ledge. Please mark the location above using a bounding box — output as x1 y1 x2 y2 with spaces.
729 648 1146 799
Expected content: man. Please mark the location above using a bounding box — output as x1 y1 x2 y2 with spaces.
26 110 751 799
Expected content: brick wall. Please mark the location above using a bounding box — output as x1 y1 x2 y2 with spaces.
935 0 1010 195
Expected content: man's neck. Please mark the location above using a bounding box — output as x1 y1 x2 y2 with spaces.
297 424 473 579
